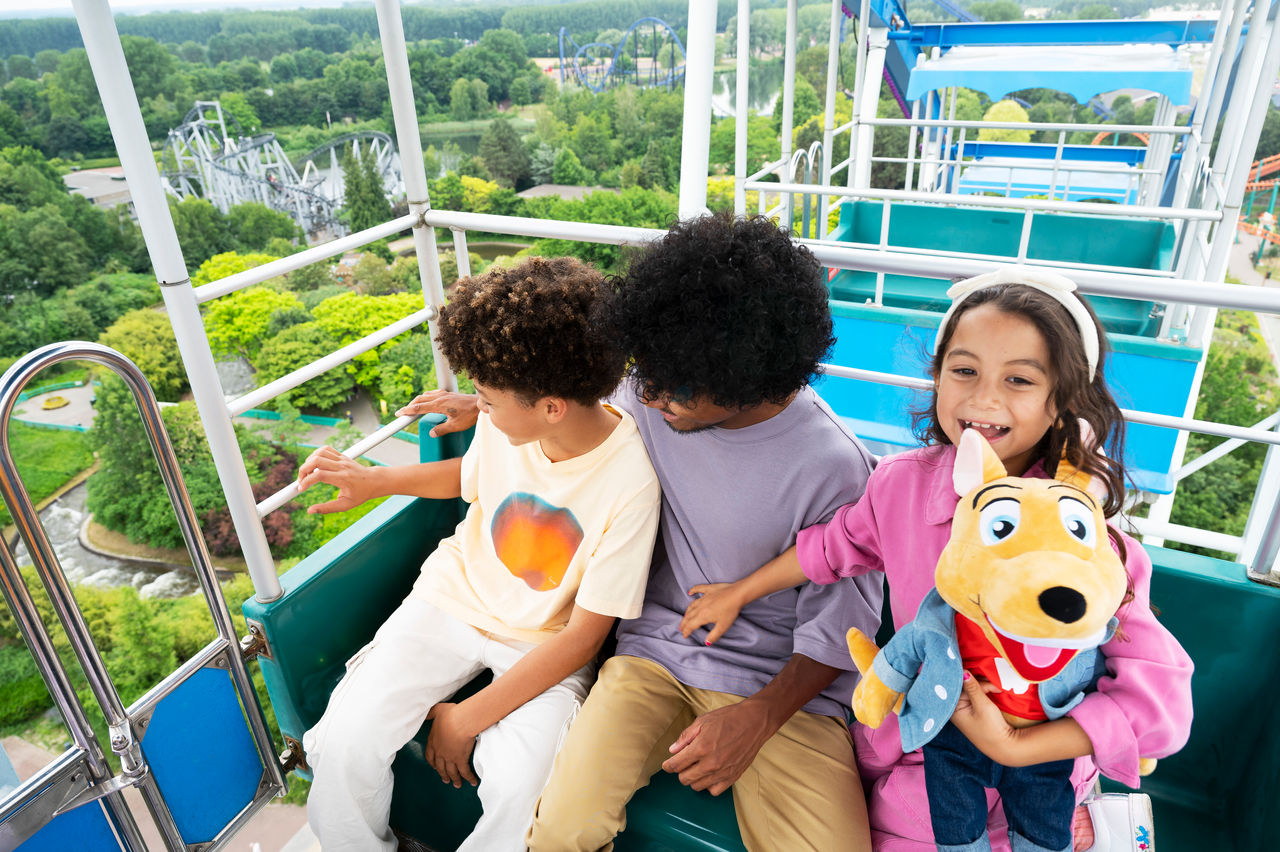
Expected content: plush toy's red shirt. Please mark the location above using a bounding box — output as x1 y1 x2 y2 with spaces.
954 614 1048 721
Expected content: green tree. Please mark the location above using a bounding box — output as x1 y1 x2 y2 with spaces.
449 77 476 121
169 197 234 269
311 291 420 390
191 251 283 287
202 286 302 361
470 78 490 114
773 76 822 135
6 55 37 81
377 334 437 407
105 591 178 703
271 397 311 447
352 252 397 295
479 116 531 188
286 262 337 292
34 50 62 76
340 149 393 233
978 100 1033 143
254 322 354 410
552 147 590 185
639 140 671 190
228 202 301 251
971 0 1024 20
97 309 187 402
1075 3 1115 18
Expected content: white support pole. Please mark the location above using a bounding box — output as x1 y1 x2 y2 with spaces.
71 0 282 602
1188 0 1246 164
679 0 717 220
374 0 457 393
853 28 889 190
819 0 843 237
1199 0 1280 324
780 0 799 228
847 0 871 189
1218 0 1273 189
734 0 750 216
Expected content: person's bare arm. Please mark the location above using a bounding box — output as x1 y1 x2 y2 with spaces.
396 390 480 437
298 445 462 513
424 605 616 787
950 674 1094 766
679 545 808 644
660 653 840 795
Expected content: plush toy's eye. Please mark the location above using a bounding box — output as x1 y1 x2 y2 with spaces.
979 498 1021 545
1058 497 1097 547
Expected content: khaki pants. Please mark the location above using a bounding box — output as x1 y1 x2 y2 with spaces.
527 655 870 852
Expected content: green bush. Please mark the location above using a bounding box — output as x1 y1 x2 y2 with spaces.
0 643 53 726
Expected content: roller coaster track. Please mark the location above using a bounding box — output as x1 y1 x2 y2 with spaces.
558 17 686 93
160 101 403 239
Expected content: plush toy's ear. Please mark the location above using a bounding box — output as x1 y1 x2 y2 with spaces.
1055 418 1108 501
954 429 1008 496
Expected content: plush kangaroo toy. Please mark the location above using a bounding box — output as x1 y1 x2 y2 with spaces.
845 428 1134 852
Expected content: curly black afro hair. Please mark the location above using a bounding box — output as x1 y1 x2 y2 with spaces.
436 256 623 406
607 213 834 409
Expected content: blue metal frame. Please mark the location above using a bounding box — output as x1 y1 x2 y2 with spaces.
889 19 1217 50
952 140 1149 165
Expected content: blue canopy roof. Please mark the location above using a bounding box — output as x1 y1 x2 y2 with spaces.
906 44 1192 104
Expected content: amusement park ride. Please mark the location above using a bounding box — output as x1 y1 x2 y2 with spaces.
4 0 1280 850
161 100 405 238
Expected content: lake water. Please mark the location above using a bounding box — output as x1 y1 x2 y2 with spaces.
712 59 787 118
9 483 201 600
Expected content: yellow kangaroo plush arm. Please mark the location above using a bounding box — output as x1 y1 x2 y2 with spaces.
846 627 905 727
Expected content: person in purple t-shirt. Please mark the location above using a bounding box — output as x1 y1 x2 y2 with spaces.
402 215 882 851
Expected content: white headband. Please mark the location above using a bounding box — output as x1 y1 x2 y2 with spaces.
933 266 1099 380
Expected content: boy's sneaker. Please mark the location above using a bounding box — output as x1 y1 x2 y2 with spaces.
1079 792 1155 852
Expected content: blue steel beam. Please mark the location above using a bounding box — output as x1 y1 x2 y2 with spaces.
889 19 1217 49
951 140 1149 165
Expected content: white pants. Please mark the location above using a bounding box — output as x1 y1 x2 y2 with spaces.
303 597 593 852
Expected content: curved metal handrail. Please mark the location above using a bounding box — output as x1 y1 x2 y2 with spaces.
0 341 286 847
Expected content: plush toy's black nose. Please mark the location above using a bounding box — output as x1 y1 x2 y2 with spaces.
1039 586 1087 623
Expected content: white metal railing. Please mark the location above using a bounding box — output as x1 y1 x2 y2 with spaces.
68 0 1280 601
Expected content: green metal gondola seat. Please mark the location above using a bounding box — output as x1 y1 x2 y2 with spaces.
242 424 1280 852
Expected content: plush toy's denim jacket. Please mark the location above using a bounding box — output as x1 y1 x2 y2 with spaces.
871 589 1115 753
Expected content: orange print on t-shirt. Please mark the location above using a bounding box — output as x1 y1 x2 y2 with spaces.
490 493 585 591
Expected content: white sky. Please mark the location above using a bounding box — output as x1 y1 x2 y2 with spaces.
0 0 332 16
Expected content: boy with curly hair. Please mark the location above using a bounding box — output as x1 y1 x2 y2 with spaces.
297 256 661 852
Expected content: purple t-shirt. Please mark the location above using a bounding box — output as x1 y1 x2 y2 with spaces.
613 382 883 719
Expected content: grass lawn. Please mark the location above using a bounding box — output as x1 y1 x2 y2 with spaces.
0 422 95 528
419 115 536 138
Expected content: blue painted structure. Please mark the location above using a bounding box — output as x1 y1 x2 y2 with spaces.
12 800 122 852
141 668 265 845
889 19 1217 51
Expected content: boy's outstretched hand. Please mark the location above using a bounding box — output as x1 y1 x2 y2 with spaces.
396 390 479 437
680 583 745 645
297 446 375 514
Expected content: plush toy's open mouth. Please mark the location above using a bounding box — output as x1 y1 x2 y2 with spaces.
985 616 1108 682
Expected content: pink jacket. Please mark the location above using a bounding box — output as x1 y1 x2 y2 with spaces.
796 444 1193 793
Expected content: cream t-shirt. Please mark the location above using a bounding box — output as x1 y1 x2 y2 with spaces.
412 405 661 644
